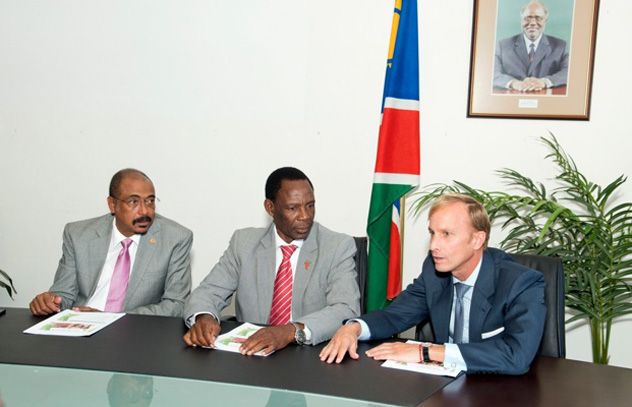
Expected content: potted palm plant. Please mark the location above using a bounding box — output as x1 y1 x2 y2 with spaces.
411 135 632 364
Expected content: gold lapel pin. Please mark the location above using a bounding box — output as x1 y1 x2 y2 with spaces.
149 237 157 245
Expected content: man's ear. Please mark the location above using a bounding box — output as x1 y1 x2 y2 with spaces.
472 231 486 250
107 196 116 215
264 199 275 217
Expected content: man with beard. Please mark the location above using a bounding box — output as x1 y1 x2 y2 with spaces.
183 167 360 355
29 168 193 317
493 1 569 91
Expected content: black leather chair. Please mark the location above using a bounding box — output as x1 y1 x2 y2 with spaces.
415 253 566 358
353 237 369 314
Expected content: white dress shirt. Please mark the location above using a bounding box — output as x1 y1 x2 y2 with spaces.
85 219 140 310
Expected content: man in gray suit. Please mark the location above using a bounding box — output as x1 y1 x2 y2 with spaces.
183 167 360 355
29 168 193 317
493 1 568 92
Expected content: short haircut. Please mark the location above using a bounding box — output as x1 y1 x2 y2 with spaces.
265 167 313 201
521 1 549 19
429 193 491 248
109 168 152 197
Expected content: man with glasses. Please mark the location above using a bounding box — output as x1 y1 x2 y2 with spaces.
493 1 569 92
29 168 193 317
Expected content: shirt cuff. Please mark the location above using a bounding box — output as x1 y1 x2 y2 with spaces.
186 311 219 328
543 78 553 88
346 318 371 341
443 343 467 372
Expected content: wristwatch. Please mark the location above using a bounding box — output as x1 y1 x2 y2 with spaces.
291 322 306 345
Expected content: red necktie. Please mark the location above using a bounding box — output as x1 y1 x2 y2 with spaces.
104 238 133 312
268 245 297 325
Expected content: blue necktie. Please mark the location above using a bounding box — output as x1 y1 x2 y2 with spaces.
453 283 471 344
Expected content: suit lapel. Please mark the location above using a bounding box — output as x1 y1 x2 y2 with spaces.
513 35 530 70
125 218 160 304
429 275 453 343
86 216 113 298
293 224 319 318
256 224 277 322
531 35 551 70
469 251 495 342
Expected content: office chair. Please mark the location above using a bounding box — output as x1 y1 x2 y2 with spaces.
415 253 566 358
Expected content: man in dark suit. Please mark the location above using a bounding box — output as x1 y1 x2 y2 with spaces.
320 194 546 375
29 168 193 317
493 1 568 92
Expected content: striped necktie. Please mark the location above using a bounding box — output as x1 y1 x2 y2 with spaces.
268 244 298 325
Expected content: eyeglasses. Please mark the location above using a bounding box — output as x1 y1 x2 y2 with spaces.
523 15 545 23
111 196 159 209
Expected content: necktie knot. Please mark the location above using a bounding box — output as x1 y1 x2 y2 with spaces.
121 238 133 250
455 282 470 299
281 244 297 260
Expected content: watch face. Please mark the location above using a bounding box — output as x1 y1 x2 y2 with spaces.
295 329 306 345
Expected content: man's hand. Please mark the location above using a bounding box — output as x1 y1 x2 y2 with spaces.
29 292 62 316
239 324 295 356
510 78 547 92
319 322 361 364
71 306 101 312
183 314 221 348
365 342 422 363
522 77 547 91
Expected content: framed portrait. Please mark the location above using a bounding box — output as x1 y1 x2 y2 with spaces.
467 0 600 120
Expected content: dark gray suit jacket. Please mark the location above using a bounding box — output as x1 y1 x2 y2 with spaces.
184 223 360 345
494 34 569 88
49 214 193 317
362 248 546 375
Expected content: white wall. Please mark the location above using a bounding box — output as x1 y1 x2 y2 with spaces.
1 1 630 367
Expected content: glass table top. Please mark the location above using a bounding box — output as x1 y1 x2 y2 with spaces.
0 363 396 407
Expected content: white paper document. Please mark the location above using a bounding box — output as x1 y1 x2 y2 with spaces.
23 310 125 337
381 340 462 378
213 322 271 357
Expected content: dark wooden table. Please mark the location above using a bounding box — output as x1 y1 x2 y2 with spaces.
2 308 631 406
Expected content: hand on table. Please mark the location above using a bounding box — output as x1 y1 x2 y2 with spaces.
183 314 221 348
29 292 62 316
239 324 295 356
319 322 361 364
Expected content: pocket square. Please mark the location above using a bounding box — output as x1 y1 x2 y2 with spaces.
481 326 505 339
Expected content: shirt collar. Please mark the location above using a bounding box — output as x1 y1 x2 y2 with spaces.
523 33 543 50
273 225 304 249
111 218 141 247
452 255 483 287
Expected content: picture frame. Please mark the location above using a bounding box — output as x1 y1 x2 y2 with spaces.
467 0 600 120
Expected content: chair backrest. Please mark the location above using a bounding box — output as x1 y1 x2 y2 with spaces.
353 237 368 314
415 253 566 358
511 254 566 358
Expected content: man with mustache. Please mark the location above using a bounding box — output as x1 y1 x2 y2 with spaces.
494 1 569 92
29 168 193 317
183 167 360 355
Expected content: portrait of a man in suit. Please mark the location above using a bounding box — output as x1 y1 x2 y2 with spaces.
493 1 570 92
183 167 360 355
29 168 193 317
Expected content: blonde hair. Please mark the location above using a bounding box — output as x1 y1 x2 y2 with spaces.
429 194 491 248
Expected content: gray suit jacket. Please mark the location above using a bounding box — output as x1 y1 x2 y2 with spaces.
49 214 193 317
184 222 360 345
494 34 569 88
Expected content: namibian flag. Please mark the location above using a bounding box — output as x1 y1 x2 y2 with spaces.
366 0 419 312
